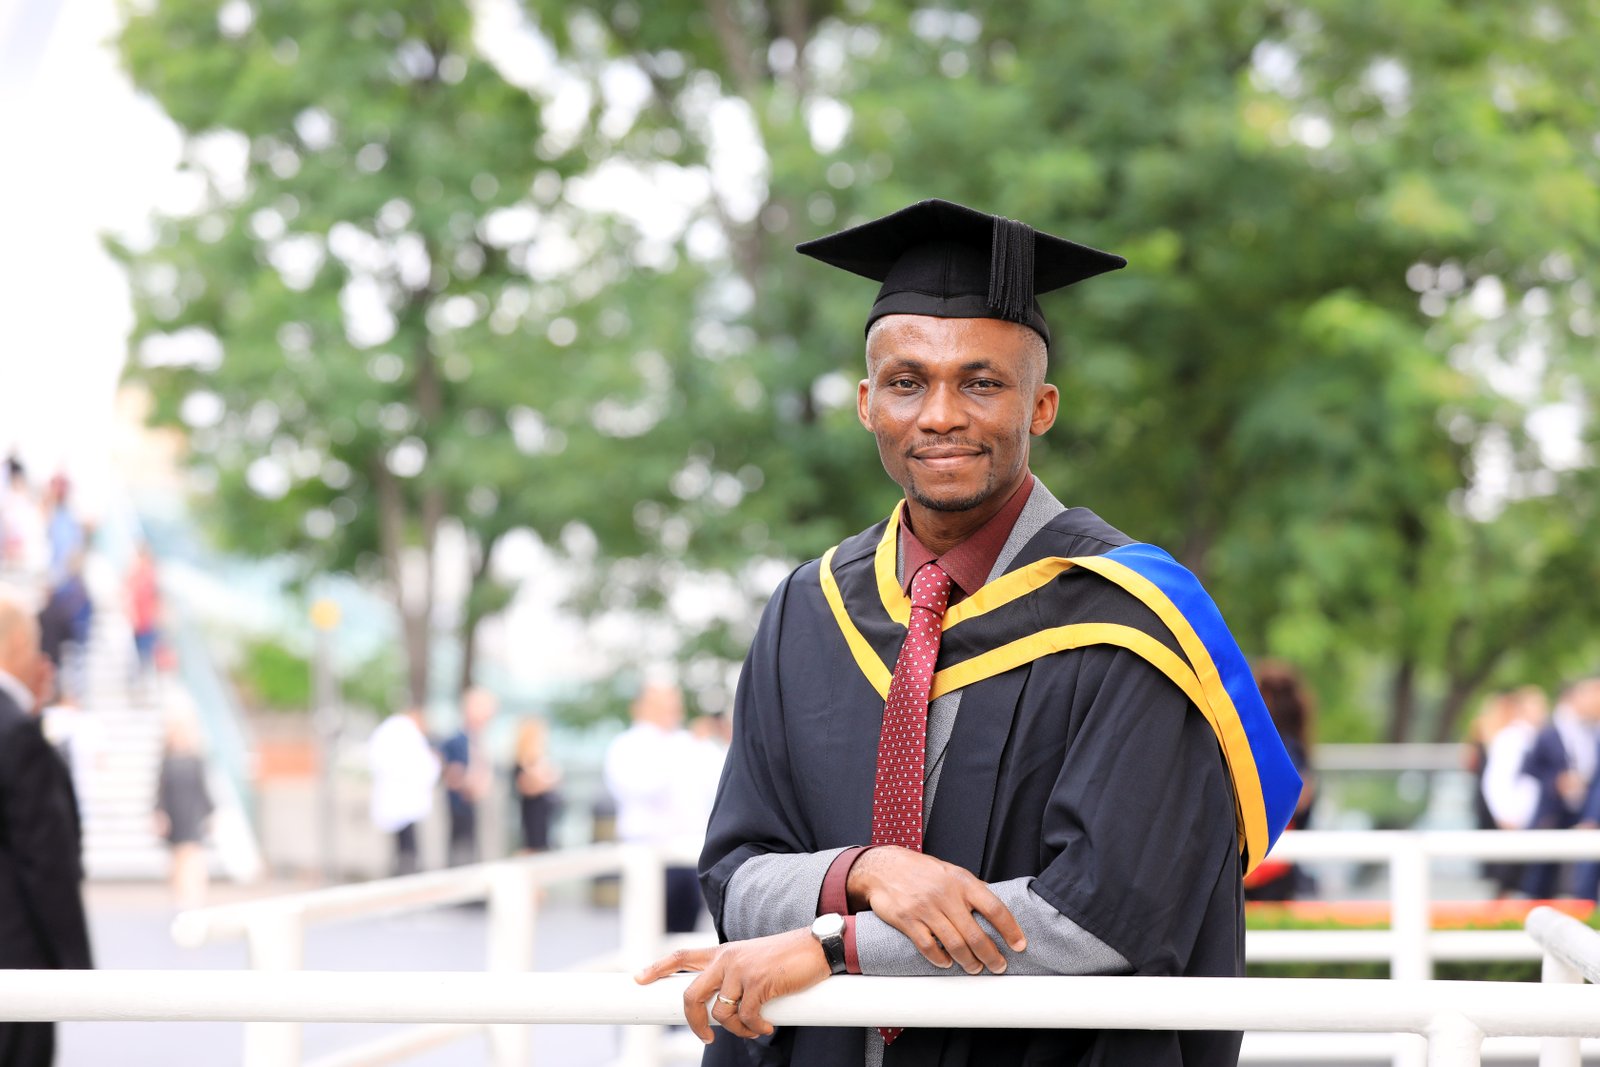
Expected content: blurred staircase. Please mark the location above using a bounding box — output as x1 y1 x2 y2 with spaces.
61 553 263 882
64 561 174 880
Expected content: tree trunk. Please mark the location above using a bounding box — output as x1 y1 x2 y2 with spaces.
456 531 501 696
1433 675 1482 743
1388 656 1418 742
373 463 431 706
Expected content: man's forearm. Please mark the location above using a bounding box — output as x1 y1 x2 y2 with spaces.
720 847 850 940
853 877 1131 976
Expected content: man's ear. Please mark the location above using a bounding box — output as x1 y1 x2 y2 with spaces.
857 378 872 430
1030 383 1059 436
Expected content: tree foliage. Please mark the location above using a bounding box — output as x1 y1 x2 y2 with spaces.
119 0 1600 736
116 0 588 703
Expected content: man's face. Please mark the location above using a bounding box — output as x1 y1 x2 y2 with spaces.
1572 681 1600 724
858 315 1058 515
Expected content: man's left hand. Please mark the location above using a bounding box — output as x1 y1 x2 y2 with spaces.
635 928 830 1043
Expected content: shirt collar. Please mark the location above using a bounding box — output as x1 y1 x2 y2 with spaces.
900 475 1036 602
0 669 35 715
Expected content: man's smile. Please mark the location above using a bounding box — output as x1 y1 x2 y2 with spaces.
910 444 988 469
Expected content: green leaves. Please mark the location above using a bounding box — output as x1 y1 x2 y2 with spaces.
120 0 1600 731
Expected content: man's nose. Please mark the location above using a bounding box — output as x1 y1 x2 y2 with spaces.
916 383 967 434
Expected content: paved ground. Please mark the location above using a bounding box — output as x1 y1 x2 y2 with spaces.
60 880 696 1066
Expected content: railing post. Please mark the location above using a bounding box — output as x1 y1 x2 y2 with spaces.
487 863 540 1067
1539 949 1583 1067
1391 837 1431 1067
1426 1012 1483 1067
1391 838 1432 982
617 845 667 1067
243 904 305 1067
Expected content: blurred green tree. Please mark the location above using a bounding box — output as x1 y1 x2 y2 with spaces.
114 0 589 703
119 0 1600 737
520 0 1600 738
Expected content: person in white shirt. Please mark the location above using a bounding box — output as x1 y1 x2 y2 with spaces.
1482 688 1547 833
604 682 706 932
368 708 440 875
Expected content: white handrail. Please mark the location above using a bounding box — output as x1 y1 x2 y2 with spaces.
1527 905 1600 984
5 971 1600 1051
1269 829 1600 862
172 844 640 947
166 831 1600 1067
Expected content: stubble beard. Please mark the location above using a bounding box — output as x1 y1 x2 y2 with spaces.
904 470 998 514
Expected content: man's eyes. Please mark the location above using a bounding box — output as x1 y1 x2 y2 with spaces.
882 376 1007 390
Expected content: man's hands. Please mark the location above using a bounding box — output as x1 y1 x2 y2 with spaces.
635 928 831 1043
847 846 1026 973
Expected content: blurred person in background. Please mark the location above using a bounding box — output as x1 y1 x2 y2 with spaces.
511 717 562 853
36 552 91 705
442 687 496 866
604 681 705 933
125 542 162 702
42 476 83 585
0 592 92 1066
685 712 732 848
1243 661 1318 902
153 712 214 910
1464 690 1508 835
0 462 47 579
1519 677 1600 898
1480 686 1547 897
368 706 439 875
1575 772 1600 902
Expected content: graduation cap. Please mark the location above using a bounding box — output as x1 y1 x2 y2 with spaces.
796 198 1125 351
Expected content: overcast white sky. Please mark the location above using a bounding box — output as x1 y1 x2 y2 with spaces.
0 0 182 517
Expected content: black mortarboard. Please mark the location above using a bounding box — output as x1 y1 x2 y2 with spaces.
796 198 1125 350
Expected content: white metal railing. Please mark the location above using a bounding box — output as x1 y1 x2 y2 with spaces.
172 842 698 1067
1252 829 1600 982
166 831 1600 1067
3 970 1600 1067
1526 905 1600 1067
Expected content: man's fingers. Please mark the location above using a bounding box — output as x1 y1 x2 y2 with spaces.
681 962 724 1044
927 912 985 974
905 920 954 968
954 910 1009 974
710 978 758 1040
635 946 713 984
735 983 775 1037
968 883 1027 952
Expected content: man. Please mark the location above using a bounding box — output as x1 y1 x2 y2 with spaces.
442 688 496 866
637 200 1300 1065
1519 678 1600 898
0 593 93 1065
368 707 439 875
605 682 706 933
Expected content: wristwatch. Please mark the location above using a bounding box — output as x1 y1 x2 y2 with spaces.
811 912 848 975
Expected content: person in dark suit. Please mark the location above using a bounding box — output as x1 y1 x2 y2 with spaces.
0 594 93 1065
1519 677 1600 898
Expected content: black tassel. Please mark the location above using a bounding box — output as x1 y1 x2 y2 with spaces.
988 216 1035 323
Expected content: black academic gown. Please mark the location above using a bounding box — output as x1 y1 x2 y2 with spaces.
700 507 1242 1067
0 688 93 1067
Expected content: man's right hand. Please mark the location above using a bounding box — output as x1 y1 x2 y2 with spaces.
845 846 1026 973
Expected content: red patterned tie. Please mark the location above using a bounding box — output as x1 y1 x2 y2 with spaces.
871 560 950 1045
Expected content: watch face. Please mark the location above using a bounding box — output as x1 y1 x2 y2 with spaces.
813 912 845 939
